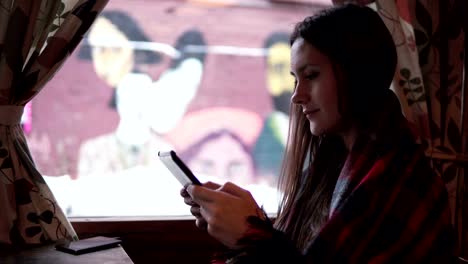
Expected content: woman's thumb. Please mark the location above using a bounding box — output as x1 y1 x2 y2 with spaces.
203 181 221 190
218 182 250 199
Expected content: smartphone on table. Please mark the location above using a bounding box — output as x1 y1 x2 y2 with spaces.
55 236 122 255
158 150 201 186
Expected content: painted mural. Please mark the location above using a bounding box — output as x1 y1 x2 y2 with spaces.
25 0 328 216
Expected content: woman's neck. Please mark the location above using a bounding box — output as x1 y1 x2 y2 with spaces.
339 125 359 151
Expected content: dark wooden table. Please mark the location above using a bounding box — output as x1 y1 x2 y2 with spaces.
0 243 134 264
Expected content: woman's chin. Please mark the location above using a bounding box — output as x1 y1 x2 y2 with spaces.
309 126 322 137
309 123 332 137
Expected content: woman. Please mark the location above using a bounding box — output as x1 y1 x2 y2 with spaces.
181 4 456 263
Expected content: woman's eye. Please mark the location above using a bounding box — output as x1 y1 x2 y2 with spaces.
305 72 319 80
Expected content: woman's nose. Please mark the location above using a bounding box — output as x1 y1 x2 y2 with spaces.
291 85 308 105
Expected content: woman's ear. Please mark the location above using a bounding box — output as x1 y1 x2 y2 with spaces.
331 63 349 116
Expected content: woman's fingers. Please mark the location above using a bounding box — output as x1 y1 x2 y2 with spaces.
193 208 208 231
184 196 197 206
182 187 198 206
183 182 220 200
195 218 208 230
181 185 211 232
196 188 260 249
218 182 252 200
187 182 249 204
185 182 262 246
203 181 221 190
180 187 190 198
181 187 199 206
190 205 207 230
187 184 220 203
190 205 202 217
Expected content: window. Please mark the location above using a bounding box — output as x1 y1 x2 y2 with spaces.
27 0 330 217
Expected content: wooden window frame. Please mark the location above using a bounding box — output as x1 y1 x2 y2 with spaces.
71 216 224 263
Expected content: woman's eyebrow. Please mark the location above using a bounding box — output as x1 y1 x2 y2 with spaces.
291 64 320 76
303 64 320 71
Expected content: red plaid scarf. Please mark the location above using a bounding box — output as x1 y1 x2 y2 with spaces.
214 96 457 263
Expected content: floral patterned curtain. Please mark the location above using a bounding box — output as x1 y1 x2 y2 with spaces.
334 0 467 258
0 0 108 245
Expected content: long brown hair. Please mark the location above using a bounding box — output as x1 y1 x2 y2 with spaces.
274 4 397 252
275 106 347 251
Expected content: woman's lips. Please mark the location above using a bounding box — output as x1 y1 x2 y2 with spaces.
304 109 320 118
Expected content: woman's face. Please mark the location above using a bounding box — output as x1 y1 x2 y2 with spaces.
290 37 342 136
88 17 134 87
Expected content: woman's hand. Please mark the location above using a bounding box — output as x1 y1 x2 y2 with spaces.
186 182 262 249
180 181 220 230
